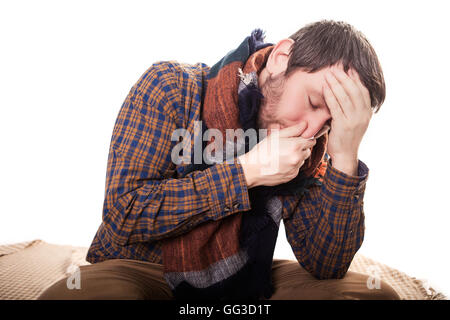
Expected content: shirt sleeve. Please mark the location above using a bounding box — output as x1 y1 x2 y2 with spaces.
282 158 369 279
102 64 251 247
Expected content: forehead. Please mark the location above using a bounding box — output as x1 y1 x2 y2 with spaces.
288 65 344 94
286 67 326 93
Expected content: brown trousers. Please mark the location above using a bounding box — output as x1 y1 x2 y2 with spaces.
37 259 400 300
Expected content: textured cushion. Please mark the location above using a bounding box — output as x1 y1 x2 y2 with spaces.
0 240 446 300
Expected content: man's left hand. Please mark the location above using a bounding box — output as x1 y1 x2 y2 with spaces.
323 65 372 176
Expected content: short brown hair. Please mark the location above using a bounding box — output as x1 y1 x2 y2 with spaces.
287 20 385 113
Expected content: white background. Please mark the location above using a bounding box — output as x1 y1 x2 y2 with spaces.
1 0 449 296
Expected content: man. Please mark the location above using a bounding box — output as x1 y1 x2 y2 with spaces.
39 20 400 300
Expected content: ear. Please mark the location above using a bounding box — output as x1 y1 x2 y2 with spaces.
265 38 294 77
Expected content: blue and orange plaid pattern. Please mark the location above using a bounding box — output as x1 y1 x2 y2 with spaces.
86 60 369 280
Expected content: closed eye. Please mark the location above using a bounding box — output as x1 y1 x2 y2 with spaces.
309 97 320 109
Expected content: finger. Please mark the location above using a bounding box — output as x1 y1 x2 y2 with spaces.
325 70 355 118
299 149 312 168
299 142 316 152
293 159 305 172
284 135 317 145
305 147 313 156
292 148 311 169
323 84 346 121
349 69 372 110
324 72 352 118
300 137 317 149
278 120 308 138
312 124 330 139
331 67 366 113
267 123 281 135
283 136 316 149
302 148 312 159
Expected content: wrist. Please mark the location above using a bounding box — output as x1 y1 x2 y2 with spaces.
330 154 358 176
237 154 259 189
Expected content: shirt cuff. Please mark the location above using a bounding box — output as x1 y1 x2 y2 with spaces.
327 157 369 186
204 158 252 220
323 158 369 209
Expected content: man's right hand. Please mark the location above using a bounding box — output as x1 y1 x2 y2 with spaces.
237 121 316 188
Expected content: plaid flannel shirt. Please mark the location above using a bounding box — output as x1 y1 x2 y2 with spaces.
86 61 369 279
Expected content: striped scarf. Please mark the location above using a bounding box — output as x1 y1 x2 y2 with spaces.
161 29 328 300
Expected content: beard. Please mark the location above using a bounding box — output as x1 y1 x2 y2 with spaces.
256 72 287 130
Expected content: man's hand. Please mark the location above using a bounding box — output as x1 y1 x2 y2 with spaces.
323 65 372 176
238 121 316 188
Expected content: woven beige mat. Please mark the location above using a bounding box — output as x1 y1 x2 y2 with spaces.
348 252 446 300
0 240 446 300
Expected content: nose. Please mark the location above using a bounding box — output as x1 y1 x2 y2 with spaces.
302 115 331 139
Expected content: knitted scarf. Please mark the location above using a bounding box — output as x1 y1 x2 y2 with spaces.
161 29 328 300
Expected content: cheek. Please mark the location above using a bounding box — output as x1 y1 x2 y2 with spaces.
276 85 308 122
278 102 307 123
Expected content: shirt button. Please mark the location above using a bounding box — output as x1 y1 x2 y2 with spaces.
224 206 230 212
354 194 360 200
233 203 240 210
